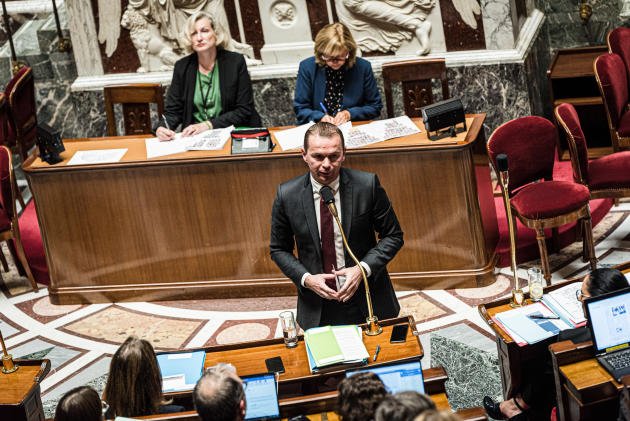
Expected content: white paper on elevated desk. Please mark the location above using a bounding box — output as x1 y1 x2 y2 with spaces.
345 116 420 149
333 325 369 362
494 302 572 345
272 121 314 151
67 149 128 165
542 282 586 327
185 126 234 150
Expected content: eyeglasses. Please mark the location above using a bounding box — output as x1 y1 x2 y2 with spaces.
576 289 589 301
101 400 110 417
320 53 349 64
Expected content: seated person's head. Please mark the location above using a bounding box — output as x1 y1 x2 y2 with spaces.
103 336 164 417
55 386 103 421
375 391 436 421
581 268 628 300
194 363 245 421
337 371 388 421
413 409 462 421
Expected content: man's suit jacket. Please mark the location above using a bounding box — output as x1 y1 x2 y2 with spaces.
270 167 403 330
160 49 262 130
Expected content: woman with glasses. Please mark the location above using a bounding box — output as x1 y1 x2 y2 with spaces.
156 11 261 141
483 268 629 421
293 23 382 125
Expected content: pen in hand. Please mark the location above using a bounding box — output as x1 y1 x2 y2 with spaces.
319 102 328 115
161 114 171 131
373 344 381 362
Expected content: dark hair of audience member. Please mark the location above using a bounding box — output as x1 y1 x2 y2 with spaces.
585 268 628 297
375 391 436 421
194 363 245 421
337 371 389 421
54 386 103 421
103 336 166 417
413 409 462 421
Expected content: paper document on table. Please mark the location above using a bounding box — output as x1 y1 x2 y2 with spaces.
338 121 352 140
272 121 315 151
542 282 586 327
145 137 188 158
185 126 233 150
345 116 421 149
67 149 128 165
332 325 369 362
494 302 572 345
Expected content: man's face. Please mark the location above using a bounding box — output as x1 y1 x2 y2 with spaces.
302 133 345 185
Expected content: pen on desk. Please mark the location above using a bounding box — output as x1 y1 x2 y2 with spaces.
373 345 381 362
320 102 328 115
528 314 560 320
161 114 171 131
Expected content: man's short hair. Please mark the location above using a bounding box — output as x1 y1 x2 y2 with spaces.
303 121 345 151
375 391 436 421
193 363 244 421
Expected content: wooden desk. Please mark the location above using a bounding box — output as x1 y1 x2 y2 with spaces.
550 340 621 421
24 115 497 304
0 359 50 421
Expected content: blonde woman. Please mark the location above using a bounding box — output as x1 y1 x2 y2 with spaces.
293 22 382 125
157 11 261 140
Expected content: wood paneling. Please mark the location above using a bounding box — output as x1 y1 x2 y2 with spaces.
24 116 497 304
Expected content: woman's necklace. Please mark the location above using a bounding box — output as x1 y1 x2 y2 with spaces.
197 64 215 120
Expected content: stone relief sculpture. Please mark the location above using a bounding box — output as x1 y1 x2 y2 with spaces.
621 0 630 22
97 0 259 73
451 0 481 29
121 6 180 72
336 0 436 55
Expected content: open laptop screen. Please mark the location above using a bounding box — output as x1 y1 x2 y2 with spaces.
242 373 280 420
346 360 425 394
586 287 630 353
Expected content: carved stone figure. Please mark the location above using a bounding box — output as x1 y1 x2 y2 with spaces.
621 0 630 22
336 0 436 55
98 0 259 73
121 6 180 72
451 0 481 29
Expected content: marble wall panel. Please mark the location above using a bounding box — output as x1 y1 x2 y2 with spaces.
524 18 551 118
482 0 515 49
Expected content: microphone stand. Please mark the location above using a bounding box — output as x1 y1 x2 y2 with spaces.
497 154 524 307
323 197 382 336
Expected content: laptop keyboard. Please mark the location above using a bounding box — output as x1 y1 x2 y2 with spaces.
603 349 630 370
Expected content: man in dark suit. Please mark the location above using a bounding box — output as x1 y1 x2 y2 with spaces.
270 122 403 330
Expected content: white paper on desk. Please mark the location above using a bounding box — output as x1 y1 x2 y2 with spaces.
67 149 128 165
161 374 188 391
145 137 188 158
345 116 420 149
494 302 572 345
332 325 369 362
185 126 233 150
272 121 314 151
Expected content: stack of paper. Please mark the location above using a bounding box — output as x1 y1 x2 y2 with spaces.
145 126 234 158
304 325 369 373
542 282 587 328
493 302 572 346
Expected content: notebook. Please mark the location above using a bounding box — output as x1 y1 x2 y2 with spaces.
585 287 630 381
241 373 280 420
345 360 425 394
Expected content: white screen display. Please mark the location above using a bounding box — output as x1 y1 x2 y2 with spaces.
347 360 425 394
243 374 280 420
588 292 630 351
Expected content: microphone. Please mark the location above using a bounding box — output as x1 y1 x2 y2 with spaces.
496 153 509 190
318 185 382 335
320 186 338 218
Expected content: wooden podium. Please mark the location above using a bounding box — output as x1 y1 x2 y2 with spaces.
0 359 50 421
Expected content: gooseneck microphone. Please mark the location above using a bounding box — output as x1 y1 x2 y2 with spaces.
319 186 382 335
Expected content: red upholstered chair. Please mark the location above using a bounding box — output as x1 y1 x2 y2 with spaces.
607 27 630 87
0 145 37 290
594 53 630 151
5 66 38 161
487 116 597 285
555 103 630 199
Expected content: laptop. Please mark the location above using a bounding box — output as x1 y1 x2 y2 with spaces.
585 287 630 381
345 359 425 394
241 373 281 421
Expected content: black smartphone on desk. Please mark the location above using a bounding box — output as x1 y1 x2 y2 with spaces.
265 356 285 374
390 324 409 343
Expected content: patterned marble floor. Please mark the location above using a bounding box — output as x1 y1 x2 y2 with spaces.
1 200 629 417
